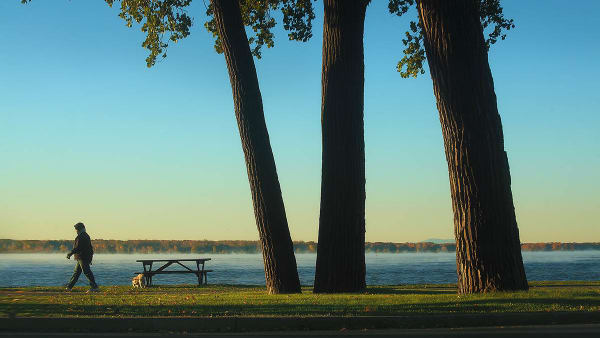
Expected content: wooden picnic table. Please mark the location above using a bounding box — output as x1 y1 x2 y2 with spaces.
134 258 212 286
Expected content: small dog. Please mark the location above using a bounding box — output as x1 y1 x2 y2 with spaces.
132 274 147 288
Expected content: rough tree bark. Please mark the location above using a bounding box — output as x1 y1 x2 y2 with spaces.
211 0 301 294
314 0 369 293
416 0 528 293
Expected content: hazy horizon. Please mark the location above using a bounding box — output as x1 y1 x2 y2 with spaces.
1 238 596 244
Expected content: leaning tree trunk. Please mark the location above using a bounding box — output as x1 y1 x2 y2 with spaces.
313 0 369 293
416 0 528 293
211 0 301 294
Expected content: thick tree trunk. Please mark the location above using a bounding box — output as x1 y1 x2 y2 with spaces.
211 0 301 294
314 0 369 293
416 0 528 293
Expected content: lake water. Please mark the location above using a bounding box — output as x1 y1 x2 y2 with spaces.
0 251 598 287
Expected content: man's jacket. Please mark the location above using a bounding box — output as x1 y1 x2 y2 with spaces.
70 232 94 262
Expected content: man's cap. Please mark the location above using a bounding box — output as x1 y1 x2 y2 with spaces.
74 222 85 230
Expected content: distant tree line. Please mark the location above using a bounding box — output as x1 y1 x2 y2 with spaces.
1 239 598 254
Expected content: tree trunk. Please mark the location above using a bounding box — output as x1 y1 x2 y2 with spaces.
416 0 528 293
314 0 369 293
211 0 301 294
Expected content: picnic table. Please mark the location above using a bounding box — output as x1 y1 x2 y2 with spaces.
134 258 212 286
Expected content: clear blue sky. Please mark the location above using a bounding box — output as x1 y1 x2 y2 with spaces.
1 0 598 242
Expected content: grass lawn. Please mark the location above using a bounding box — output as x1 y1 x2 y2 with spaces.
1 281 599 318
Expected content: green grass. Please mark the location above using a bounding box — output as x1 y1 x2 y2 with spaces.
1 281 599 318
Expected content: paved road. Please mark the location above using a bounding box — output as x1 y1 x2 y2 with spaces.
2 324 600 337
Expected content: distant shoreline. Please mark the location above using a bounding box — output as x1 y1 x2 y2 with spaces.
1 239 599 254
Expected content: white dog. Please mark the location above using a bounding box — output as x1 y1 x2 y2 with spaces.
132 274 147 288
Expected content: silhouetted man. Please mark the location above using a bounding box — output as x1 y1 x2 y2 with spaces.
66 222 99 292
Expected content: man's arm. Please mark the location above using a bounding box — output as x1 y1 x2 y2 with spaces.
67 235 81 259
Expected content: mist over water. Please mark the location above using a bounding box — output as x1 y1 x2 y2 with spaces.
1 251 598 287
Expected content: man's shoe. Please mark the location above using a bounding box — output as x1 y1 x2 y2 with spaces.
86 287 100 293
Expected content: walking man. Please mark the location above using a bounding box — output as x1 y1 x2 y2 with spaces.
66 222 99 292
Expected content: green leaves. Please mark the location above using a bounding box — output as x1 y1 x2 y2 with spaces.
106 0 315 66
388 0 414 17
389 0 515 78
479 0 515 50
281 0 315 43
205 0 315 59
105 0 193 67
396 20 424 79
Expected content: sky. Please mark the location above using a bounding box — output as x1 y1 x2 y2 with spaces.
1 1 598 243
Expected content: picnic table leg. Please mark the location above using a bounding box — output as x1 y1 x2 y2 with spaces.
196 260 208 286
142 262 153 287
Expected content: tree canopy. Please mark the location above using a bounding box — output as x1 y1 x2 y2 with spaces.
388 0 515 78
103 0 315 67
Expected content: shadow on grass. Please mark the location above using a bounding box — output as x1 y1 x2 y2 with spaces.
0 303 484 317
530 284 600 288
3 295 599 318
0 285 270 296
366 286 456 295
148 284 262 289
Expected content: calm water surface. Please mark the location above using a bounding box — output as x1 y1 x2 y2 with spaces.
0 251 598 287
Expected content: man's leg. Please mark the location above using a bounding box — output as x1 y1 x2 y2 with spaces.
80 260 98 289
66 261 82 289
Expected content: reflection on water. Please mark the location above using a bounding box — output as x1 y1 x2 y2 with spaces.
0 251 598 287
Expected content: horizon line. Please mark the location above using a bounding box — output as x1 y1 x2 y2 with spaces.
2 239 599 244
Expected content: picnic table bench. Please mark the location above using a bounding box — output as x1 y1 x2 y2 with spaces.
134 258 212 286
